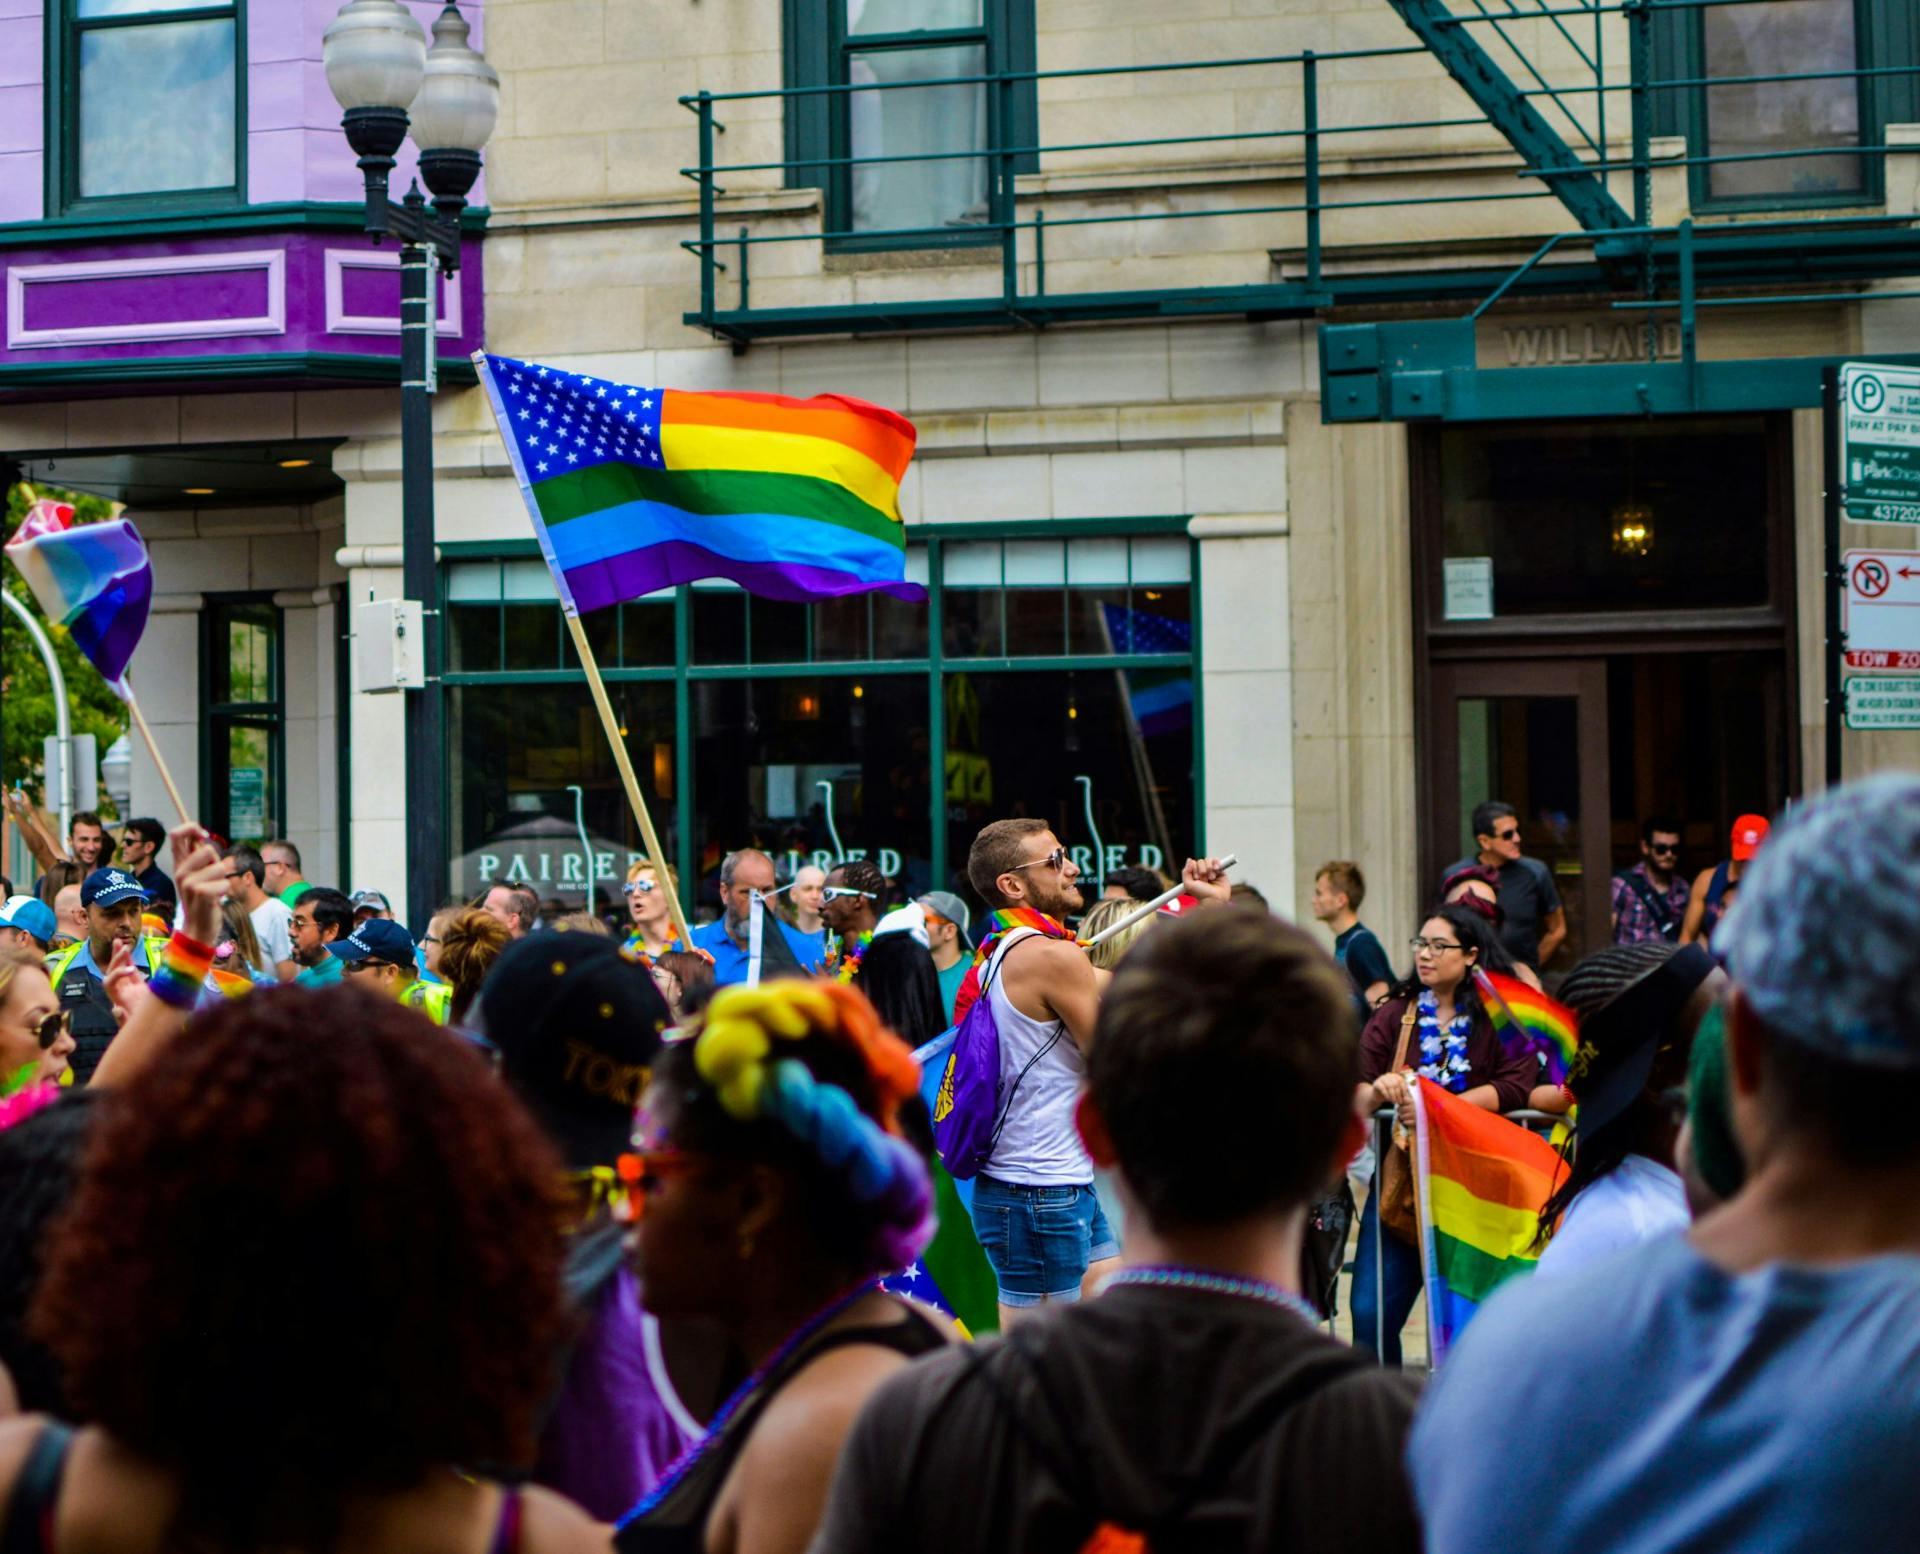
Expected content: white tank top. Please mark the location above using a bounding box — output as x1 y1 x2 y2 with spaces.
983 928 1094 1187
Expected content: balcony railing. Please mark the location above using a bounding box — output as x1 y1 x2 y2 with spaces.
677 0 1920 345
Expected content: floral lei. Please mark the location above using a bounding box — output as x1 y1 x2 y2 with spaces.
828 931 873 984
1415 987 1474 1093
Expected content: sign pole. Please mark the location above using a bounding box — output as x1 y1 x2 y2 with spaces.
1825 366 1845 786
561 611 694 948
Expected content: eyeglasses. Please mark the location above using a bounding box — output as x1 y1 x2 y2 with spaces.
341 959 388 976
1008 847 1069 875
613 1149 709 1220
821 886 878 902
622 879 659 896
419 934 442 946
1649 842 1680 856
1492 828 1521 842
1409 936 1464 954
30 1010 70 1051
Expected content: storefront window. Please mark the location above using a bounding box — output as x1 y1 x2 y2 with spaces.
943 667 1193 911
202 597 281 845
693 675 933 904
1435 417 1775 618
443 525 1197 915
448 681 676 912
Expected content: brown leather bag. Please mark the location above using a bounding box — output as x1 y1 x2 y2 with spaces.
1374 1004 1420 1245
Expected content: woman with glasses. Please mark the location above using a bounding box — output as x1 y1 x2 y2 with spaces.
0 947 76 1095
615 980 954 1553
625 862 683 960
1350 904 1536 1364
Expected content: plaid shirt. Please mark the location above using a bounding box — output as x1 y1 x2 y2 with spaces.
1610 861 1689 945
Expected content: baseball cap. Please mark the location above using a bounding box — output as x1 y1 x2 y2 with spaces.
1717 776 1920 1069
80 868 150 910
1565 943 1718 1135
0 895 56 945
917 890 972 948
327 917 416 967
348 889 393 916
471 932 672 1170
1730 813 1770 862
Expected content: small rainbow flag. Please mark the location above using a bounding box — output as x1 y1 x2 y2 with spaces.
4 497 152 699
1411 1076 1568 1363
475 354 923 611
1475 968 1581 1085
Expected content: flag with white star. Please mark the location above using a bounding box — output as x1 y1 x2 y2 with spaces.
475 352 924 614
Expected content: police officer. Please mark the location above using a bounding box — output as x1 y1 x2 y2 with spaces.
329 918 450 1025
46 868 168 1084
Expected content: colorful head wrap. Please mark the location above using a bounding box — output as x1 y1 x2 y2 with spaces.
689 982 934 1270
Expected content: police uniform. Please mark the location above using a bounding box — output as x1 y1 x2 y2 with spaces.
47 932 167 1086
401 979 452 1025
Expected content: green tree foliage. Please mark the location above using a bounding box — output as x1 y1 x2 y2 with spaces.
1 482 132 816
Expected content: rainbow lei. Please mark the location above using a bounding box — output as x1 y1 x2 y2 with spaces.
829 930 873 983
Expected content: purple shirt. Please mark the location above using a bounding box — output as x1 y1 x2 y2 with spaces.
533 1262 699 1521
1610 862 1689 945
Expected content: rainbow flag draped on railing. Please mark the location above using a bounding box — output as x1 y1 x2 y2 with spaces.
475 353 924 611
1410 1076 1568 1363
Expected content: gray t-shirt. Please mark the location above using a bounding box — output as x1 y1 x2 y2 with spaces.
1444 853 1560 968
1412 1235 1920 1553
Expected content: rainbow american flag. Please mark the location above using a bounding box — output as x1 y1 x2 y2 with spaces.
476 353 923 611
1411 1076 1567 1363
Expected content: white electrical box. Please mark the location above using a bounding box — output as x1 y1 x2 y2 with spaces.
355 599 425 693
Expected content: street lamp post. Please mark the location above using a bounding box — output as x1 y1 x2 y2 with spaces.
323 0 497 932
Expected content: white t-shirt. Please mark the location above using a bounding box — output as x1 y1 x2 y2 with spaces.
250 895 295 970
983 929 1093 1187
1535 1153 1689 1281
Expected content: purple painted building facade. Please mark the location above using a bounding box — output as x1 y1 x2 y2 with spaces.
0 0 487 391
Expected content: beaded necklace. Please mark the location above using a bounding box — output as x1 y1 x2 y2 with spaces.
1106 1265 1320 1325
616 1278 882 1528
829 931 873 984
1415 987 1475 1093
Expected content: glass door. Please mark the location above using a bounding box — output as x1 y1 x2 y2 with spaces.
1427 659 1612 974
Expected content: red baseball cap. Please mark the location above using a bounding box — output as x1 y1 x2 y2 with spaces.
1731 814 1770 861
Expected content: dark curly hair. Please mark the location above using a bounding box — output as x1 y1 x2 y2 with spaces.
831 858 888 900
0 1092 102 1416
33 986 570 1549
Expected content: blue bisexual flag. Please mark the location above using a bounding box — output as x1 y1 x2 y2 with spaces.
1101 603 1193 737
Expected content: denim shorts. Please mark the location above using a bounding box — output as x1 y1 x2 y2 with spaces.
969 1173 1120 1307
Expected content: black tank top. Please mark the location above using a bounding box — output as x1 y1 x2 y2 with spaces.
616 1298 947 1554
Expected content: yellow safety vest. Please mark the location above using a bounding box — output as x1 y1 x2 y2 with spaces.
401 979 452 1025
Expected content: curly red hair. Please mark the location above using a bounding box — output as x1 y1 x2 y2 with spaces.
33 986 569 1544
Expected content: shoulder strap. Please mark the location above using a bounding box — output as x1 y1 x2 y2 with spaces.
1618 870 1677 932
2 1421 75 1554
1390 1003 1417 1071
488 1484 524 1554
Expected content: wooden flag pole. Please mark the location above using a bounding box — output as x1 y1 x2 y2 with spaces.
120 675 194 830
562 611 695 948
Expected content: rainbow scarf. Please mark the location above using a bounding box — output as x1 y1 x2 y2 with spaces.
1475 968 1583 1086
951 908 1077 1026
1410 1077 1568 1363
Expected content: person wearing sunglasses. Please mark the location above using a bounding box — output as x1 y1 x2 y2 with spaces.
623 861 683 960
1609 816 1689 946
1442 799 1566 973
614 980 953 1552
0 946 76 1093
822 860 885 980
44 869 168 1087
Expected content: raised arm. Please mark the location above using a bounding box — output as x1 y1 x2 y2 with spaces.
4 791 60 874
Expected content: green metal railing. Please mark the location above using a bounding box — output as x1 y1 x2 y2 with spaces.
677 0 1920 343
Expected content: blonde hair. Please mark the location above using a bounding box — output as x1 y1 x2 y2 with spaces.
553 912 612 937
1078 897 1155 971
439 908 512 1023
220 901 264 972
626 859 679 890
0 944 48 1010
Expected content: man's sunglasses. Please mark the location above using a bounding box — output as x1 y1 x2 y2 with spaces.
1492 828 1521 842
1648 842 1680 856
1008 847 1070 875
821 886 877 902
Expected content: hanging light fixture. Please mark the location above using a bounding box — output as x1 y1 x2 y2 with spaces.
1609 435 1655 558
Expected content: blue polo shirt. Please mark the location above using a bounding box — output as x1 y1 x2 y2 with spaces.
690 917 827 987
